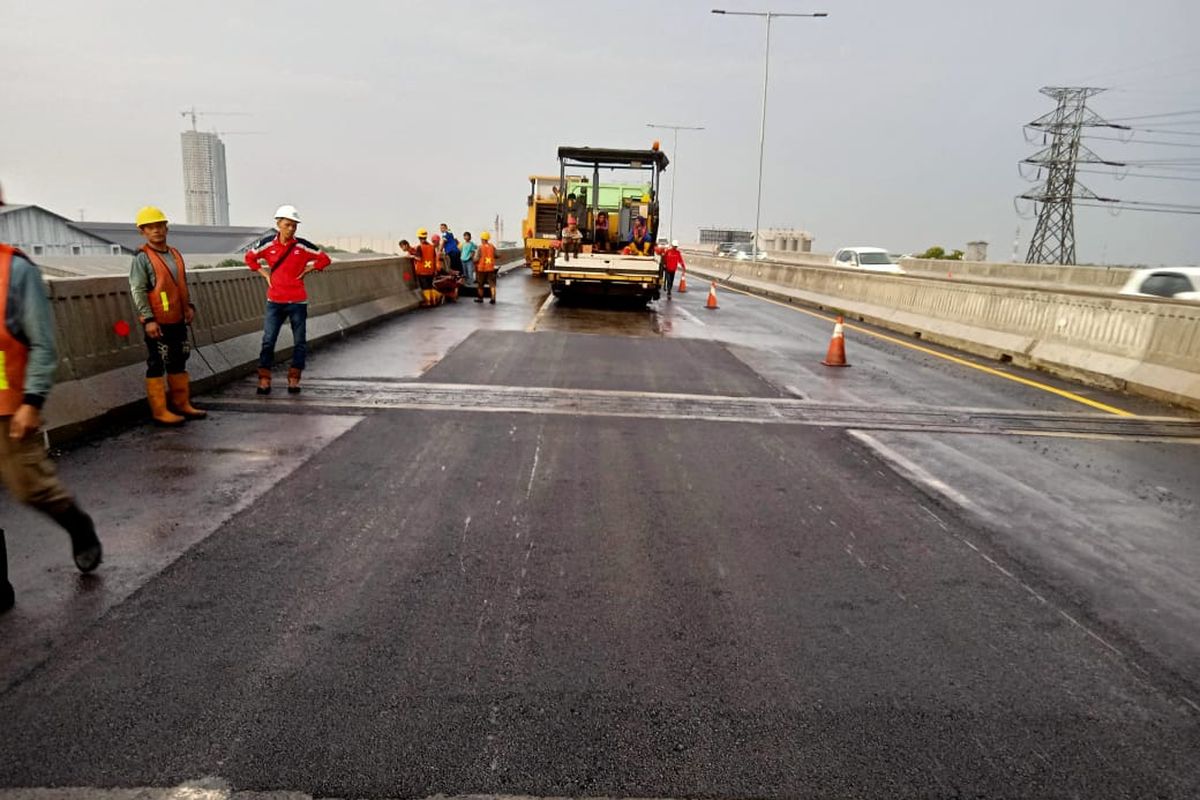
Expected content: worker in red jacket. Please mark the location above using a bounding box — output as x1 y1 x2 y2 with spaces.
662 239 685 298
244 205 331 395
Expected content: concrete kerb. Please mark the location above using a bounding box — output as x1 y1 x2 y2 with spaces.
685 261 1200 412
42 252 521 445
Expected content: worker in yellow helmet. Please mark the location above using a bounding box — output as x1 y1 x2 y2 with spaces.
128 206 206 425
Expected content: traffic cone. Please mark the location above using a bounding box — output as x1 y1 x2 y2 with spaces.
677 267 688 293
705 281 719 310
821 316 851 367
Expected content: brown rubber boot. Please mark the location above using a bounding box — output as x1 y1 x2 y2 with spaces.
257 367 272 395
287 367 302 395
167 372 207 420
146 377 185 426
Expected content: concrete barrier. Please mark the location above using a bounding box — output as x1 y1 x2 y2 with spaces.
42 250 521 442
899 257 1134 291
685 254 1200 411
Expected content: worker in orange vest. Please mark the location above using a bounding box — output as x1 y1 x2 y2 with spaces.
474 231 498 304
0 188 103 612
413 228 439 307
128 206 207 425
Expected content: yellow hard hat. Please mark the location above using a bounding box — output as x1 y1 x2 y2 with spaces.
417 227 428 237
641 193 651 203
135 206 168 227
480 231 491 241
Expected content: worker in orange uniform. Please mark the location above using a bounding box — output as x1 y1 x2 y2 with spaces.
412 228 439 307
0 188 103 612
474 231 498 304
128 206 207 425
244 205 331 395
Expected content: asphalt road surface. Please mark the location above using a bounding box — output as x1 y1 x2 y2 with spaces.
2 269 1198 799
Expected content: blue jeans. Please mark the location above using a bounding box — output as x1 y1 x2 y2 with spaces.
259 301 308 370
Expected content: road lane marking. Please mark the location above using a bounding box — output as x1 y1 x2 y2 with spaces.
713 283 1136 417
526 294 555 332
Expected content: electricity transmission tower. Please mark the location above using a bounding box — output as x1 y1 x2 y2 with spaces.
1019 87 1122 265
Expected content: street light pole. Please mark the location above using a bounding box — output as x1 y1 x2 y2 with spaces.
647 122 705 243
712 8 827 253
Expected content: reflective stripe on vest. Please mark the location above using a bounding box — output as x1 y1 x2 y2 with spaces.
0 244 32 414
143 245 188 324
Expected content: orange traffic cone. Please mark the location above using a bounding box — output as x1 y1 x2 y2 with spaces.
705 281 719 310
821 316 851 367
677 267 688 293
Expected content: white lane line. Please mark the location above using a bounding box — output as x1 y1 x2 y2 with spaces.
527 429 542 499
526 294 555 332
676 306 707 327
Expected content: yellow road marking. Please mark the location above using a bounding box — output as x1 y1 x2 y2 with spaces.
716 283 1135 417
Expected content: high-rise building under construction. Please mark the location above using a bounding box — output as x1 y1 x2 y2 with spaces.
181 130 229 226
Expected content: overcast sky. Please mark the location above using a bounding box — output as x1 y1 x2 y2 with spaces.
4 0 1198 265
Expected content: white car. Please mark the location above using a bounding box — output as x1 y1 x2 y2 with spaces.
1118 267 1200 302
832 246 904 274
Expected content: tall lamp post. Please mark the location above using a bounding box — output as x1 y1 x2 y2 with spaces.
646 122 705 244
712 8 827 254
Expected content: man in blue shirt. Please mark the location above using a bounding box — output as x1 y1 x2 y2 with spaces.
439 223 462 276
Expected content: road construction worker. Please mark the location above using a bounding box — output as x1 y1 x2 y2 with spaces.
475 231 498 304
244 205 331 395
129 206 207 425
439 223 462 276
628 216 652 256
460 231 478 287
561 216 583 261
662 239 685 299
0 188 103 612
412 229 439 306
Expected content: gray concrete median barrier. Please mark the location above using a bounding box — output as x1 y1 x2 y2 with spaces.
684 254 1200 412
41 250 520 443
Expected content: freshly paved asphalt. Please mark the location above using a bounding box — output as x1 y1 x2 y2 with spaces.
1 269 1198 799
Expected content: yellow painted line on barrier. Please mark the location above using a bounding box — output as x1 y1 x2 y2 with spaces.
716 282 1135 417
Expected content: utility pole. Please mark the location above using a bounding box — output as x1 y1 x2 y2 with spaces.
712 9 827 254
1019 87 1123 265
647 123 705 243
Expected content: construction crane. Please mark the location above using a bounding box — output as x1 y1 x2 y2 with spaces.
180 107 251 131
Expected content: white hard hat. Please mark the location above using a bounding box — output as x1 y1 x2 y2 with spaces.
274 205 301 222
671 239 680 247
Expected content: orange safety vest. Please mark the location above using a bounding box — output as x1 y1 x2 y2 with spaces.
477 243 497 273
0 244 32 416
141 244 189 324
415 242 438 276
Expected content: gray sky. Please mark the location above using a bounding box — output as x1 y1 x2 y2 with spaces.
4 0 1198 265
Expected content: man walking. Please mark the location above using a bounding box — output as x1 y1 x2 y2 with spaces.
474 231 498 304
244 205 331 395
129 206 207 425
0 188 103 612
412 229 439 307
662 240 685 299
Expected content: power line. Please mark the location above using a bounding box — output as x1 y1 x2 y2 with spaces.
1078 202 1200 216
1107 108 1200 122
1084 134 1200 148
1076 168 1200 183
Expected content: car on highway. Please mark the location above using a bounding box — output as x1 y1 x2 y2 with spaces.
832 246 904 274
1118 266 1200 302
715 241 742 257
733 247 769 260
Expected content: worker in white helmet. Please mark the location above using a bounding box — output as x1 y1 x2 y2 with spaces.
243 205 331 395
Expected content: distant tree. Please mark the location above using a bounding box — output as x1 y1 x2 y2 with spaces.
318 243 347 253
918 246 946 260
357 247 377 254
217 258 243 267
946 249 964 261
